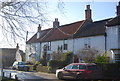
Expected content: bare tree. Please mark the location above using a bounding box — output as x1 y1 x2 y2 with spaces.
51 51 63 61
77 47 99 63
0 0 64 45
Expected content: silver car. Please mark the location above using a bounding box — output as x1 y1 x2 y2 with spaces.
12 61 29 71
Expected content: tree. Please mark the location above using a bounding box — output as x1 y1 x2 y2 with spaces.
77 47 99 63
0 1 64 45
94 52 110 63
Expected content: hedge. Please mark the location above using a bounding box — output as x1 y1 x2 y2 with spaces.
97 63 120 78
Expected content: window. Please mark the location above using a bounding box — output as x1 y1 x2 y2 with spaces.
72 65 79 69
79 65 86 69
87 65 98 70
47 42 51 51
63 39 68 50
65 65 73 70
115 54 120 62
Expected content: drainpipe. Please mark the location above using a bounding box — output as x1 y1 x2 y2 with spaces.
104 32 107 51
71 35 74 63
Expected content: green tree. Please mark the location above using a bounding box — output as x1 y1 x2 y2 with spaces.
94 52 110 63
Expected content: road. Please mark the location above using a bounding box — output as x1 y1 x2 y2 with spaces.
3 69 71 81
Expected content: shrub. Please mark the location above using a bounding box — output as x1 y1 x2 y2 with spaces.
47 60 64 73
39 58 47 66
94 52 110 63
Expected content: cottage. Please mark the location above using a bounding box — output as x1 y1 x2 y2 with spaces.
26 2 120 63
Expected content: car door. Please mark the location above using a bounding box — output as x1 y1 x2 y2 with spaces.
70 64 80 77
62 64 73 76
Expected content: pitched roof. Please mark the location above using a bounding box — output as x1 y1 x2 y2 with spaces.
106 15 120 27
27 18 111 44
74 19 111 38
27 20 85 43
26 28 52 43
41 20 85 42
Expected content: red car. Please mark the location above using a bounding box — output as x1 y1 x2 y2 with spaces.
56 63 102 80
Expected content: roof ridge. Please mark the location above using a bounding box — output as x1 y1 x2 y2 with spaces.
60 20 85 27
57 27 73 36
40 28 53 41
73 20 86 35
56 20 86 37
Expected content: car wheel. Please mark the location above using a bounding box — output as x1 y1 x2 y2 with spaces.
76 74 83 79
12 67 16 70
57 72 63 80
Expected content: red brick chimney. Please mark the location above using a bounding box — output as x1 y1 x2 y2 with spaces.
85 5 92 21
117 1 120 15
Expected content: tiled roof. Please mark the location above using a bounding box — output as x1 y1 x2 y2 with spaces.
27 18 111 44
41 20 85 42
106 15 120 27
26 28 52 43
74 19 111 38
27 20 85 43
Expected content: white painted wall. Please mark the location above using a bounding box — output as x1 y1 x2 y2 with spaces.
26 43 41 62
74 36 105 54
106 26 119 50
40 35 106 60
106 26 119 62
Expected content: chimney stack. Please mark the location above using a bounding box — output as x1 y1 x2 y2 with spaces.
16 43 19 50
117 1 120 16
37 24 41 32
85 5 92 21
53 18 59 28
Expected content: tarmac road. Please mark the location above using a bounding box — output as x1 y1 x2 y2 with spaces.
3 69 68 81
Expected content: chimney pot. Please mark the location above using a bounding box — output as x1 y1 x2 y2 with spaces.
16 43 19 50
38 24 41 32
53 18 59 28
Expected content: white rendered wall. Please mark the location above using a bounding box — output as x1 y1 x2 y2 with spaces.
106 26 119 50
74 36 105 54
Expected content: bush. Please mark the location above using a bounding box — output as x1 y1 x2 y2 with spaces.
39 58 47 66
47 60 64 73
94 52 110 63
36 65 49 72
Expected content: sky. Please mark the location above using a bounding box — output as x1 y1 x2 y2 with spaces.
0 1 119 51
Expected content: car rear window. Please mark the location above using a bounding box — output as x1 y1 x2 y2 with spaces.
87 65 98 70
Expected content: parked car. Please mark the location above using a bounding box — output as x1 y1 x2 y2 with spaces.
56 63 103 80
12 61 29 71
